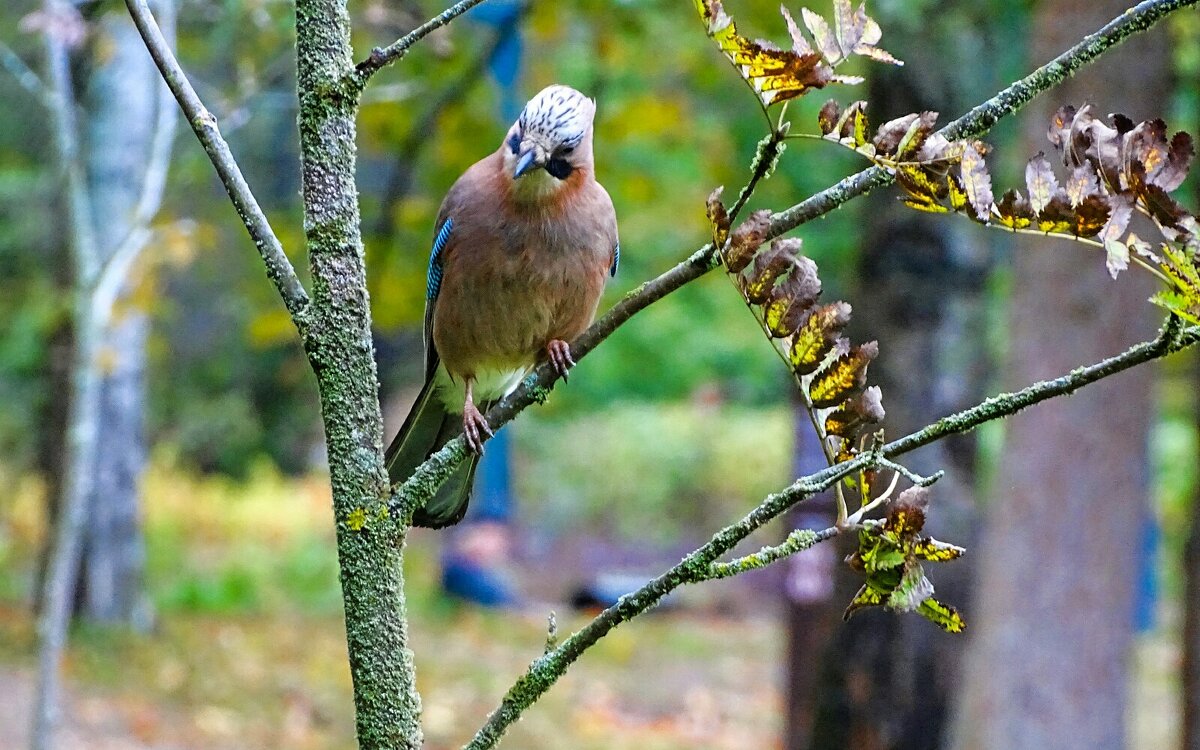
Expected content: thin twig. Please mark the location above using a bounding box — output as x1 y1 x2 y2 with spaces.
352 0 492 84
123 0 311 323
0 40 49 102
703 526 841 581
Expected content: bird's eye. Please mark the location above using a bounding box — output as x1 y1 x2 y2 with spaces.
561 146 575 155
546 158 574 180
507 133 521 154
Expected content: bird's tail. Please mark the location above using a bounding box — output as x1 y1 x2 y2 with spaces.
385 377 479 528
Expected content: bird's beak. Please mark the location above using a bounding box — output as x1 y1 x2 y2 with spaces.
513 148 543 179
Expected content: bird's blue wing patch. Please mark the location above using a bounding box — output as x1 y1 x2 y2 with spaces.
427 218 453 300
610 242 619 277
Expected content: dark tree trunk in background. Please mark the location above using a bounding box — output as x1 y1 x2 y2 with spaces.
783 5 1003 747
951 1 1165 747
1187 370 1200 750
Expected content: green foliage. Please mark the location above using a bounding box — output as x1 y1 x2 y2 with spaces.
515 403 792 545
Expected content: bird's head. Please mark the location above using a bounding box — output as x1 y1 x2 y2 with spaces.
501 85 596 202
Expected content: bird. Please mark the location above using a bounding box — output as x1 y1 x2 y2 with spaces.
386 84 619 528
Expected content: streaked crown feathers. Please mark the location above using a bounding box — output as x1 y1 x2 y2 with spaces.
518 85 595 147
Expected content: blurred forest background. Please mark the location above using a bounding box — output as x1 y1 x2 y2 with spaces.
1 0 1199 748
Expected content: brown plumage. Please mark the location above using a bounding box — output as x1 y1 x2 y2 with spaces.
386 85 619 527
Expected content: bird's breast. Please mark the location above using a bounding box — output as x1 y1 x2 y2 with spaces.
432 209 611 381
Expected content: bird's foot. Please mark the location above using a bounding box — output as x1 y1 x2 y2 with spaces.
462 400 493 454
546 339 576 381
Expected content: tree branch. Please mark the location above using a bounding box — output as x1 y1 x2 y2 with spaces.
352 0 492 84
123 0 311 324
463 320 1199 749
0 40 49 103
391 0 1193 519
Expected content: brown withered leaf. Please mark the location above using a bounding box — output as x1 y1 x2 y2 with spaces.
894 112 938 161
1099 193 1134 244
873 113 920 156
789 301 851 375
1128 161 1196 240
897 164 949 213
872 111 940 161
763 254 821 337
946 173 969 214
1070 106 1122 186
1105 239 1129 279
809 340 878 408
995 189 1034 230
960 145 994 222
828 0 902 66
1158 131 1195 192
818 99 841 135
1065 164 1100 207
1126 232 1160 263
695 0 833 106
824 385 885 439
1047 104 1076 152
1125 118 1169 189
1072 194 1111 237
801 7 841 63
706 186 730 249
743 238 802 303
1035 195 1074 234
1025 153 1059 215
725 208 773 273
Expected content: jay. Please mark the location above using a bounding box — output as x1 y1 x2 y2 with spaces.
386 85 619 528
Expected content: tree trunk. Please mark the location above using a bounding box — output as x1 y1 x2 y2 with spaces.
294 1 423 746
951 1 1165 747
786 6 1000 745
1186 384 1200 748
72 8 171 628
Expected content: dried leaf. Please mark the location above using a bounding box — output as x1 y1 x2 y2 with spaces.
809 340 878 408
1105 239 1129 279
1025 153 1059 214
742 238 802 303
824 385 885 438
994 189 1034 230
894 111 937 160
725 208 773 272
1046 104 1076 151
1072 194 1111 237
831 0 902 65
1157 131 1195 192
695 0 834 106
706 186 730 249
801 6 841 62
960 145 994 222
897 164 948 213
817 99 841 135
1065 164 1100 207
763 254 821 336
789 301 851 375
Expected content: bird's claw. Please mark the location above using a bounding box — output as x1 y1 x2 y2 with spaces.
462 401 493 454
546 339 575 381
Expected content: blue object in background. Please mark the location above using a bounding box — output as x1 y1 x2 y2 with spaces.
468 0 526 122
1134 512 1159 632
440 428 518 606
471 426 514 523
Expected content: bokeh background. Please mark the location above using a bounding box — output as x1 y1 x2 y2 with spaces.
1 0 1198 748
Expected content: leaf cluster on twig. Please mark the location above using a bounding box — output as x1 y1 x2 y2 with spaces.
694 0 901 108
817 98 1200 323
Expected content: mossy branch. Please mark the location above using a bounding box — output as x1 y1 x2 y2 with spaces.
123 0 310 324
464 318 1199 749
